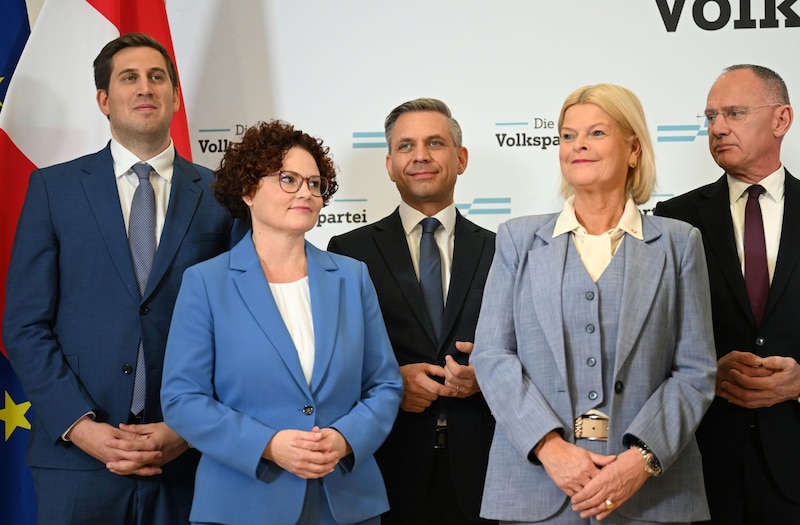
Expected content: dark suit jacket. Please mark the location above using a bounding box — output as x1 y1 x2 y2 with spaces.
3 144 244 477
327 208 496 522
655 169 800 504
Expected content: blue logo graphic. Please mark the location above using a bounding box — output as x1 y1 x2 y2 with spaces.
352 131 387 149
457 198 512 216
656 121 708 143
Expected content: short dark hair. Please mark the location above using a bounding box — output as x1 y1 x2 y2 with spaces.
384 98 463 151
94 33 179 92
213 120 338 225
723 64 790 105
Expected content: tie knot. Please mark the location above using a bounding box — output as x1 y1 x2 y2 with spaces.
421 217 441 235
132 163 153 182
747 184 765 199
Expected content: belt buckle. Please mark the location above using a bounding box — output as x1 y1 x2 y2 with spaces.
574 414 609 441
434 419 448 449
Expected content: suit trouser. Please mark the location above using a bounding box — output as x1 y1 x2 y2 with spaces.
383 447 493 525
695 425 800 525
32 465 193 525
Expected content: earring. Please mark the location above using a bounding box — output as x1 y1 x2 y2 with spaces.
630 162 637 168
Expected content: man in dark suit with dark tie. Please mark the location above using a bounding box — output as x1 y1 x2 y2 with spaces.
3 33 243 525
328 98 496 524
655 64 800 525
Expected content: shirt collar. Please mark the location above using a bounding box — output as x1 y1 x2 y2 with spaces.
111 137 175 182
398 200 457 236
553 195 644 240
727 165 784 204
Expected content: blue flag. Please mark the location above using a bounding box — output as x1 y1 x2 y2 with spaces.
0 0 30 110
0 355 35 525
1 2 35 524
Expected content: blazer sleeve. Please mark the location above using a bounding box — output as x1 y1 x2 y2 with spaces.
472 221 566 460
161 264 279 480
3 170 95 440
621 227 717 469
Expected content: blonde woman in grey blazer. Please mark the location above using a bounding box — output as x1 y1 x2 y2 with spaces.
472 84 716 524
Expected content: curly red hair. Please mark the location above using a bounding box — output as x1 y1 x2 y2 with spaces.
213 120 338 224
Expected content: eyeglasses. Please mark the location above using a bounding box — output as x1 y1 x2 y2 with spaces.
265 171 329 197
697 103 782 127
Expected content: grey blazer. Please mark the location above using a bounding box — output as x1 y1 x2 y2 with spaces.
472 213 716 523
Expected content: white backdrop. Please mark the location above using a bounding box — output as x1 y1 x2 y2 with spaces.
163 0 800 247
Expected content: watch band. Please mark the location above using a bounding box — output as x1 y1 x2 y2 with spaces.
630 440 662 477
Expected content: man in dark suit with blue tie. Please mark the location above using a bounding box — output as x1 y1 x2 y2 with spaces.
656 64 800 524
328 98 496 524
3 33 243 525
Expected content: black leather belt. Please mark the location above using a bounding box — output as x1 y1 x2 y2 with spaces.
128 412 143 424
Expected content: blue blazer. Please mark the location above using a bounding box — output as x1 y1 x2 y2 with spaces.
472 213 717 523
3 144 243 475
161 235 403 525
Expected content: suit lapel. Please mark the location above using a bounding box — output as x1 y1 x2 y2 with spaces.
766 169 800 321
144 155 202 301
529 218 569 386
696 176 754 323
306 243 340 393
614 221 665 371
442 213 487 350
231 237 310 393
373 211 438 346
81 147 141 303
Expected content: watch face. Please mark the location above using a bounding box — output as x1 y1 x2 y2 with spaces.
645 454 662 475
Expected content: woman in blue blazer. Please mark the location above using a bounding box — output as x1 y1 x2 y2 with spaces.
472 85 717 524
161 121 403 525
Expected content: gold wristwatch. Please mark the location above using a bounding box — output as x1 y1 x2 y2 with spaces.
630 441 662 477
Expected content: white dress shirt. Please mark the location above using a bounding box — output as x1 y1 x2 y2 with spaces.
111 138 175 246
727 166 784 283
398 201 456 304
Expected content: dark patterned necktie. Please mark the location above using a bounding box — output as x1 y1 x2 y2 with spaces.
744 184 769 326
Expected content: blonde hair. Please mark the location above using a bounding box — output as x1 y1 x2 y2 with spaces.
558 84 656 205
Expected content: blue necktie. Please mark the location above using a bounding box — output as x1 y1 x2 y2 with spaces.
419 217 443 343
744 185 769 326
129 163 156 415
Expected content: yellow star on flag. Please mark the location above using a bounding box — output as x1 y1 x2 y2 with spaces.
0 390 32 441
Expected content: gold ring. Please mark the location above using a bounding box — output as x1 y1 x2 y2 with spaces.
604 499 614 510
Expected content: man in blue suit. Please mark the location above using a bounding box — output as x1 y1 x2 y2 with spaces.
2 33 243 525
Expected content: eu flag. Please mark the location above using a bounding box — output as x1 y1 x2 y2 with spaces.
0 0 30 110
1 2 35 524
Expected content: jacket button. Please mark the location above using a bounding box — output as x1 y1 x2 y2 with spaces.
139 305 150 315
755 337 765 347
615 381 624 394
122 364 134 374
585 324 595 334
585 291 595 300
588 391 598 400
586 357 597 367
302 405 314 415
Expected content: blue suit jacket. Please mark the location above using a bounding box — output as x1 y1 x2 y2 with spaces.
472 213 717 522
3 144 243 474
161 236 403 525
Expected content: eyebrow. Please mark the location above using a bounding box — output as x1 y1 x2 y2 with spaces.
396 133 448 143
117 66 169 77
